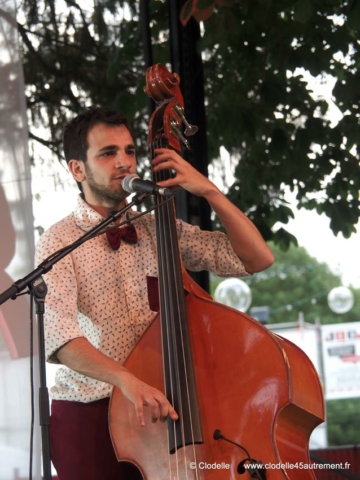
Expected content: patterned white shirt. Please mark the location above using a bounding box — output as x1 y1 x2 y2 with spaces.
35 195 248 402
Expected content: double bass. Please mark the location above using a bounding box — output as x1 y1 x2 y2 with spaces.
109 64 325 480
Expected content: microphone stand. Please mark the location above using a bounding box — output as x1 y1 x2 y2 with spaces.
0 193 148 480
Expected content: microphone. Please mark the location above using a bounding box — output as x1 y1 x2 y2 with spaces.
122 174 172 196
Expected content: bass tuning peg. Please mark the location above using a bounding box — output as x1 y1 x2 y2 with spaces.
170 119 190 150
174 104 198 137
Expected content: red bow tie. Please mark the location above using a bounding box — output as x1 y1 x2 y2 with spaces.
106 224 137 250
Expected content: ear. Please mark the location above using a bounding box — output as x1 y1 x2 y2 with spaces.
68 159 86 183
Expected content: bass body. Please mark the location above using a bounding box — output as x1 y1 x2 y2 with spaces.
109 272 324 480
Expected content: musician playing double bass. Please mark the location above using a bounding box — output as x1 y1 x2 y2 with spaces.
35 105 274 480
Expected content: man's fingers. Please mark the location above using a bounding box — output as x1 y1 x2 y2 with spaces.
135 399 146 427
167 404 179 421
121 374 178 426
143 395 179 424
156 398 179 423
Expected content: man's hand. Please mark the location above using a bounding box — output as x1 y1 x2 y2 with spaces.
151 148 274 273
57 337 178 426
152 148 216 198
118 370 178 427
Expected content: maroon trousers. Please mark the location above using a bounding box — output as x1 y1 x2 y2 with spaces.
50 398 142 480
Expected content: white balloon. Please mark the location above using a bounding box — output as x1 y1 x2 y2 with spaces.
214 278 252 312
327 286 354 314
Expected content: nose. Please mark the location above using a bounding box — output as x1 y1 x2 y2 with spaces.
114 152 131 171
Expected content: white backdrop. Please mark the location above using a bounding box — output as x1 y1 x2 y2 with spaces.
321 322 360 400
0 0 41 478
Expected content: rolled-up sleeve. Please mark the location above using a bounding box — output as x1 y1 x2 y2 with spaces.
177 220 249 277
35 228 84 363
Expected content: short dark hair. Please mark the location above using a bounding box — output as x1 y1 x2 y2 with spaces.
62 106 133 191
62 106 133 164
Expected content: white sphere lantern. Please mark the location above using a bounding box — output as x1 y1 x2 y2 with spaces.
327 286 354 314
214 278 252 312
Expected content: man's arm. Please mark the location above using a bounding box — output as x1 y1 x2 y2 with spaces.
56 338 178 426
36 226 178 427
152 148 274 273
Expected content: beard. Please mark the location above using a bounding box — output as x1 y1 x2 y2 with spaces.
84 163 128 205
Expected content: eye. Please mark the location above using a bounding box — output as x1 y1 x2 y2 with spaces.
101 150 117 157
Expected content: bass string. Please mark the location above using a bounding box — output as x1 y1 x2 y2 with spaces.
151 139 199 479
150 139 180 478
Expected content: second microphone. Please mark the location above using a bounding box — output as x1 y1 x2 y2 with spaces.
122 174 173 196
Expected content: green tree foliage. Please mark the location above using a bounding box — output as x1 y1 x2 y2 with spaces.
212 242 360 325
326 398 360 446
248 242 360 325
15 0 360 243
201 0 360 245
16 0 168 167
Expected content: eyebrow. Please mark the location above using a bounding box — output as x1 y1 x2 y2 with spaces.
96 144 136 154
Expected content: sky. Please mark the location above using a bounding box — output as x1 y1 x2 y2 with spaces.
285 203 360 288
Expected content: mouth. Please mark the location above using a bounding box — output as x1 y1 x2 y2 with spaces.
113 174 127 184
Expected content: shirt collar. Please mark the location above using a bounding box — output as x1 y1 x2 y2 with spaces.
73 195 107 232
73 195 134 232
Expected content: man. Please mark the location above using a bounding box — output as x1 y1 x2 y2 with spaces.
36 106 274 480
